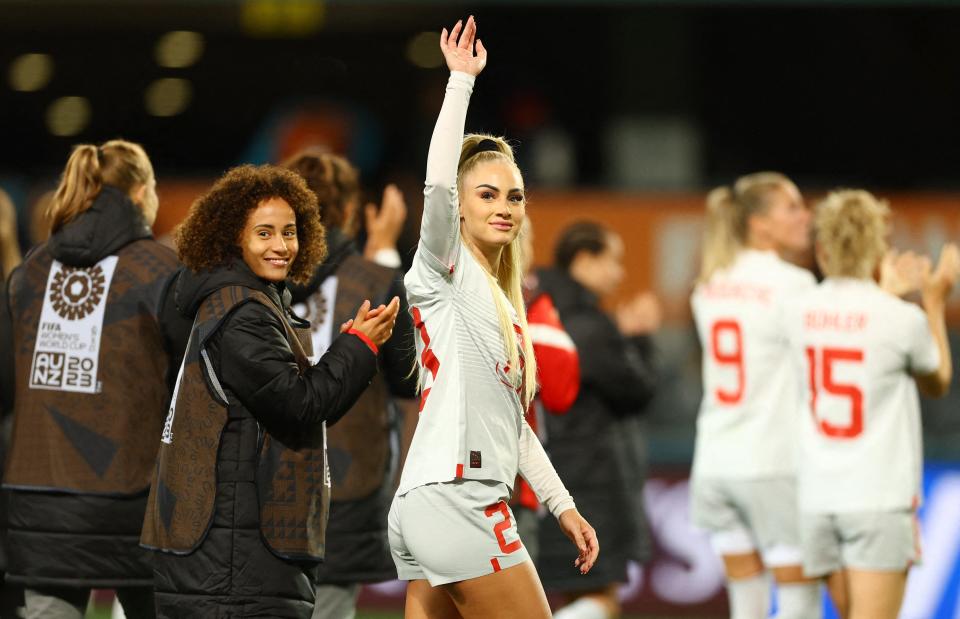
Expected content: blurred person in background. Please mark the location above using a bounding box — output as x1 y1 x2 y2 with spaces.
141 164 400 619
27 191 54 250
0 186 24 617
0 189 22 279
0 140 179 619
512 218 580 565
282 148 418 619
536 220 658 619
388 17 598 619
787 191 959 619
690 173 821 619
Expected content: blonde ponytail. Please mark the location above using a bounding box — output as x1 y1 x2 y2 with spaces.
698 187 742 283
48 145 102 234
697 171 798 283
815 189 889 279
458 133 538 406
485 235 538 407
47 139 154 234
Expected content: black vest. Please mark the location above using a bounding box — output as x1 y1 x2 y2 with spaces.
306 253 395 501
141 285 332 561
5 239 178 495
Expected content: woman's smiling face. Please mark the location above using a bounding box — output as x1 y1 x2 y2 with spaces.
458 159 526 254
240 197 299 282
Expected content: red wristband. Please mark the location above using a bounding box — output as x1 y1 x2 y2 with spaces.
347 328 379 355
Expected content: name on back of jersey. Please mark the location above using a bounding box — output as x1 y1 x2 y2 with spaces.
699 281 772 305
804 310 868 332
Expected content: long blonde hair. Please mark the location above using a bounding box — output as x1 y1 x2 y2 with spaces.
698 171 796 283
815 189 889 279
458 134 538 406
48 139 153 234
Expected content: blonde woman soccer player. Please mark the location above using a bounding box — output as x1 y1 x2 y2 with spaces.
787 190 958 619
387 16 598 619
691 173 822 619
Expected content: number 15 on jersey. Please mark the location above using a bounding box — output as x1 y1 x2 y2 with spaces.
805 346 865 439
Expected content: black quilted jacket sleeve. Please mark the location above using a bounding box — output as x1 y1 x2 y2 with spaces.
209 301 379 437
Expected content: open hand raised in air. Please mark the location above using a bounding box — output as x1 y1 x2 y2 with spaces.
363 184 407 261
440 15 487 76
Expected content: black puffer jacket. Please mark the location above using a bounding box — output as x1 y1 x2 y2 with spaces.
0 187 178 587
291 229 417 586
535 268 656 591
151 258 379 619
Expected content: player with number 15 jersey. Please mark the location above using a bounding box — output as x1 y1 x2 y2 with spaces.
784 190 957 619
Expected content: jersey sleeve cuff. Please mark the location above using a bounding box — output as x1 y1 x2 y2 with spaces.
371 248 402 269
449 71 476 89
347 328 379 355
550 499 577 520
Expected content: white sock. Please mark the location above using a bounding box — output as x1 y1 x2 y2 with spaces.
776 582 822 619
552 597 609 619
727 574 770 619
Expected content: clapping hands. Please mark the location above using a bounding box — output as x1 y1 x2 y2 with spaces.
880 249 931 298
615 291 662 337
922 243 960 306
340 297 401 348
880 244 960 307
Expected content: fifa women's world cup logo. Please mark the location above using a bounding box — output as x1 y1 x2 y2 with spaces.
49 264 107 320
295 292 328 333
30 257 118 393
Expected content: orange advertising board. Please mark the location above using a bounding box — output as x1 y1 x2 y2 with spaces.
154 183 960 323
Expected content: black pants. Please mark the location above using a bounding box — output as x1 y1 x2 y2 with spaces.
0 575 24 619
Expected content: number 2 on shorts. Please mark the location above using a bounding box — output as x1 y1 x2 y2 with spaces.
805 346 864 438
711 319 744 404
485 501 522 554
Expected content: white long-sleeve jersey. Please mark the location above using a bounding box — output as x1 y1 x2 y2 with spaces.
397 72 574 519
785 278 939 513
691 249 817 479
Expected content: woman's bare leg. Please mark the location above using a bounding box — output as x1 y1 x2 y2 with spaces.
826 570 849 619
847 569 907 619
404 579 463 619
443 560 551 619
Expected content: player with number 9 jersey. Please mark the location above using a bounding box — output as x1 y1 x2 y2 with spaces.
691 244 815 480
690 173 821 619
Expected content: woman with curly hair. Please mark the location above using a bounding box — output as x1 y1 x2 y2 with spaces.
787 190 958 619
141 164 400 619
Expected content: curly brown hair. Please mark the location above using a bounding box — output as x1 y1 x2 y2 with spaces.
175 164 326 285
